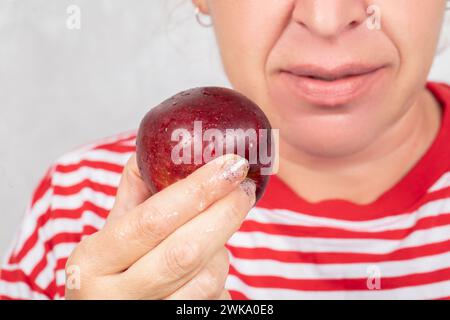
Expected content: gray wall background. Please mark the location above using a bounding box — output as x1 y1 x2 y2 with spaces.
0 1 449 258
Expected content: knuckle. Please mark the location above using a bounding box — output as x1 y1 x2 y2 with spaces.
225 200 246 224
66 235 92 268
64 234 100 278
195 267 226 299
134 204 170 242
65 236 125 299
192 181 211 210
65 249 79 269
164 240 202 277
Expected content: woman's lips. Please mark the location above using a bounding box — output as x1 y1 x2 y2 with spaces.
278 64 386 106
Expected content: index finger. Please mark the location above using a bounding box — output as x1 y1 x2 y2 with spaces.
81 154 249 274
122 178 256 298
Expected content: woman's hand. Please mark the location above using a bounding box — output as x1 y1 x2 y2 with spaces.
65 153 255 300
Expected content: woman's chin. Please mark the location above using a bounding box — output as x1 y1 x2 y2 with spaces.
267 86 390 158
279 117 379 159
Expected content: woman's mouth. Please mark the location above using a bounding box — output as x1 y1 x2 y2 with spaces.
278 63 387 106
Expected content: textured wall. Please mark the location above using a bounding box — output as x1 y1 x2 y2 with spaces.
0 0 449 257
0 0 228 257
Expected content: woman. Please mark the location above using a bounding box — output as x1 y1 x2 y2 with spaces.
1 0 449 300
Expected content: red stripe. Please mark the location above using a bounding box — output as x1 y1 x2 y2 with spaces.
56 285 65 298
3 234 94 300
95 144 135 153
1 269 49 297
229 290 249 300
10 202 108 263
53 179 118 197
30 168 53 207
15 188 448 268
228 265 450 291
37 259 81 299
56 258 68 270
226 238 450 264
5 229 450 298
27 227 98 287
0 295 26 300
240 212 450 240
9 202 450 284
52 201 110 219
15 229 98 285
9 207 52 264
55 160 124 174
43 258 68 299
48 258 69 299
258 183 450 221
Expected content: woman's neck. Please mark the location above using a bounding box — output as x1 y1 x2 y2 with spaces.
277 88 443 205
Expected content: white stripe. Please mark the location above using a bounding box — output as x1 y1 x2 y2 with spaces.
3 213 104 298
17 241 45 275
225 275 450 300
229 250 450 280
5 211 105 288
0 280 49 300
228 224 450 254
250 197 450 231
56 149 132 167
52 188 115 211
11 188 110 266
12 189 53 258
11 164 118 260
429 171 450 192
55 269 66 292
121 138 137 147
7 152 122 260
19 214 104 275
49 212 106 234
63 131 137 155
96 130 136 145
52 167 121 188
2 222 25 264
34 243 77 289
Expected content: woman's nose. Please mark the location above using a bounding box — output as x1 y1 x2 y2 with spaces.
292 0 368 38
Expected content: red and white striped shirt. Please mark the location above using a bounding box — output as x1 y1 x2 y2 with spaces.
1 82 449 300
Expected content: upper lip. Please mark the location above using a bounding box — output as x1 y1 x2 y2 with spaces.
282 63 384 81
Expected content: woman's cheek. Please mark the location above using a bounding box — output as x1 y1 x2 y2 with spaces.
378 1 444 118
209 1 292 98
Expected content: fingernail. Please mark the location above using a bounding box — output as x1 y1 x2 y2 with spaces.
219 155 249 182
239 178 256 206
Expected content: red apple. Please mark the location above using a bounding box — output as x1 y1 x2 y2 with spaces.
136 87 275 203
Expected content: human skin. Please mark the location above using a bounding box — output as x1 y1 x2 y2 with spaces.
194 0 446 204
66 1 447 299
66 154 254 299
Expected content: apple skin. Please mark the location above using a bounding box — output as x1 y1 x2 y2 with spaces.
136 87 274 203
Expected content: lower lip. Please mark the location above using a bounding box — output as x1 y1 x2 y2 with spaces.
279 67 386 106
